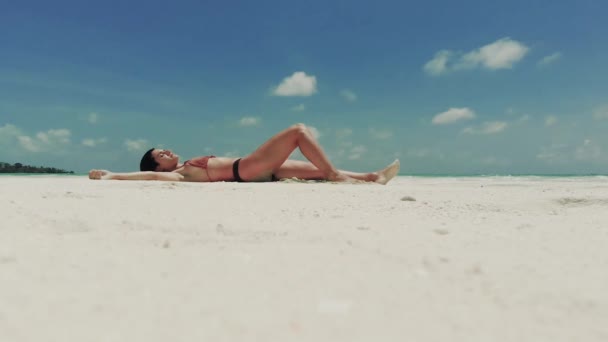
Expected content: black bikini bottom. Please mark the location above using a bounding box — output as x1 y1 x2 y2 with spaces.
232 158 279 182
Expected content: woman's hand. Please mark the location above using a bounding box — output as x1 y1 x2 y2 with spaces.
88 169 113 180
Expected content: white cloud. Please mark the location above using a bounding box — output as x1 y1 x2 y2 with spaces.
348 145 367 160
1 125 74 153
538 52 562 67
0 124 22 144
273 72 317 97
88 112 99 124
407 148 430 158
339 140 353 148
82 139 96 147
369 128 393 140
308 125 321 139
481 156 511 166
351 145 367 154
340 89 357 102
575 139 603 162
538 140 605 164
423 50 452 76
432 107 476 125
124 139 148 152
36 129 70 145
82 137 107 147
424 38 529 75
406 148 446 160
16 128 72 152
18 136 41 152
457 38 529 70
593 105 608 120
462 121 508 135
505 108 531 125
537 144 569 163
239 117 260 126
224 150 240 157
545 116 558 126
291 104 306 112
336 128 353 139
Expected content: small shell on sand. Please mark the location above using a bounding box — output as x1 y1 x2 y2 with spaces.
401 196 416 201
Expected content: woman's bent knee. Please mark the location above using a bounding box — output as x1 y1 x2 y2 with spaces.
289 123 308 137
290 123 307 131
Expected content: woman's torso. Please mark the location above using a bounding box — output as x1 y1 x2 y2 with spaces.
174 156 238 182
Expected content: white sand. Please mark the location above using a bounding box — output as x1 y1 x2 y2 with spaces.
1 176 607 342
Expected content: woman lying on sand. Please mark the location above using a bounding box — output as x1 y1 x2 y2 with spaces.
89 123 400 184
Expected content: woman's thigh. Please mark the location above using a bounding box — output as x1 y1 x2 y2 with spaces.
238 125 301 180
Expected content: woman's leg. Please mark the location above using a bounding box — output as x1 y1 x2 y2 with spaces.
238 123 352 182
274 159 400 184
274 160 377 181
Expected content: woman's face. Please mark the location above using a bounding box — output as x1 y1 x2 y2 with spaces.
152 149 179 171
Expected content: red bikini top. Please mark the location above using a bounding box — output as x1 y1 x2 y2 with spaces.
183 155 216 169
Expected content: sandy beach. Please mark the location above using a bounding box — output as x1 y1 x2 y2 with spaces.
1 175 607 342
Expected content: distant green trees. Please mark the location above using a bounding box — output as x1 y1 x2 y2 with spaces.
0 162 74 174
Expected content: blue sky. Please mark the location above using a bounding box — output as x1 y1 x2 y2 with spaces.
1 0 607 174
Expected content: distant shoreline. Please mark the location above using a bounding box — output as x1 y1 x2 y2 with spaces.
0 162 74 174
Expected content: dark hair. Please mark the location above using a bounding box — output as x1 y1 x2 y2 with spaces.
140 148 158 171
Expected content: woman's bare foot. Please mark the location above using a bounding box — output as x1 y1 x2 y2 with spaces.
375 159 400 185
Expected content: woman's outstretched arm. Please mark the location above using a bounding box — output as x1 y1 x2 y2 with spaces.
89 169 184 181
